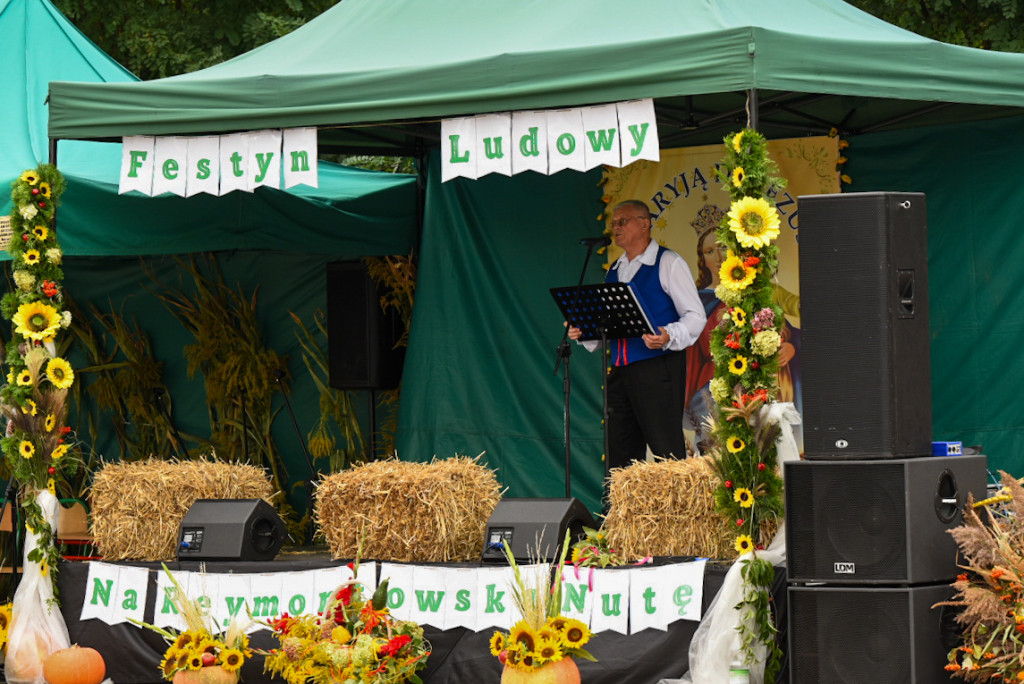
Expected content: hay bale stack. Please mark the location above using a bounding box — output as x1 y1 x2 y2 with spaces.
603 456 737 560
315 456 502 562
90 457 275 561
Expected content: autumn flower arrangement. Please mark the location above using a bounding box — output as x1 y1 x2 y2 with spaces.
707 128 787 680
940 472 1024 680
261 562 430 684
490 532 596 679
134 566 252 682
0 164 79 589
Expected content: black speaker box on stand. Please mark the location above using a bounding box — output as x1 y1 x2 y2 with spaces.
177 499 287 562
481 498 595 563
327 261 405 390
798 192 931 459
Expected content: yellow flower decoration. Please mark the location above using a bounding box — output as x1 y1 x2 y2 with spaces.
44 413 56 432
331 626 351 645
731 166 745 188
731 307 747 328
32 225 48 241
19 441 34 459
22 400 38 416
220 648 244 673
22 249 40 266
12 301 62 342
734 487 755 508
733 131 744 153
729 355 748 375
46 357 74 389
40 562 49 577
51 444 69 460
560 618 591 648
727 437 746 453
719 252 756 291
16 369 32 386
38 182 51 198
47 478 56 496
509 622 538 653
489 632 506 656
187 653 203 670
160 653 178 679
735 534 754 554
727 196 781 249
19 171 38 185
537 637 562 663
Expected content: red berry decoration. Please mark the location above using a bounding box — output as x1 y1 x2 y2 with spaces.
21 234 28 241
725 480 733 489
31 188 39 195
758 463 766 471
38 201 45 208
736 518 744 526
47 466 55 475
751 361 760 369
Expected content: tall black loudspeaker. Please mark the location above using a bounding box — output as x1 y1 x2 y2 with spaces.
481 498 595 563
798 192 931 459
177 499 287 562
789 583 959 683
327 261 405 390
785 455 986 584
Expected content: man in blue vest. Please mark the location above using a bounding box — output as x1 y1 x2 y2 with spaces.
569 199 706 470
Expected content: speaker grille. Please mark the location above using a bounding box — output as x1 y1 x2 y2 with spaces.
798 192 931 459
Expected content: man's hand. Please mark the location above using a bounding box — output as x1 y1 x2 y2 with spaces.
642 326 670 350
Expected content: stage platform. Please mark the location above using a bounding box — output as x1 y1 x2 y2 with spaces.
56 549 788 683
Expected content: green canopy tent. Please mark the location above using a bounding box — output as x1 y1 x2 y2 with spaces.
46 0 1024 512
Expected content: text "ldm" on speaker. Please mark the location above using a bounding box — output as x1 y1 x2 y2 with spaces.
834 562 855 574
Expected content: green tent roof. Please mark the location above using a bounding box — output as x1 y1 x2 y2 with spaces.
48 0 1024 152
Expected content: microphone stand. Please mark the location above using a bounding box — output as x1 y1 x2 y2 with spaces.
552 242 600 499
272 370 319 508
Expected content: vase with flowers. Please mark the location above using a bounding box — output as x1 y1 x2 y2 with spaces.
260 559 430 684
489 532 596 683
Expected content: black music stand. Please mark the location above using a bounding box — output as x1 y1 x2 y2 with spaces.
551 282 656 482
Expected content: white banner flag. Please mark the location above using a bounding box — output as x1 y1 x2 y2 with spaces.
218 133 251 195
379 563 417 622
217 573 254 631
119 136 155 195
249 572 285 621
282 127 318 190
151 137 188 197
442 567 480 632
155 569 189 632
628 560 706 633
185 136 220 197
474 114 513 178
408 565 449 629
511 110 549 176
589 568 629 635
111 565 149 626
475 566 514 631
581 103 622 170
80 561 120 623
559 564 594 624
248 129 283 190
616 98 660 164
546 108 586 175
440 116 478 182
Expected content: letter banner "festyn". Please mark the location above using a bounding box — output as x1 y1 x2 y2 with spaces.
119 127 318 197
440 99 659 183
80 558 705 635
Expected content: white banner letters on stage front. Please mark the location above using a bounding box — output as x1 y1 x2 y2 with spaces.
78 559 705 634
119 128 318 197
442 98 658 182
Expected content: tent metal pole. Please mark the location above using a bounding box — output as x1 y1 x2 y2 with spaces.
747 89 759 130
49 138 58 166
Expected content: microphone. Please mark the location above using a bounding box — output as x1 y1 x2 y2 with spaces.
579 235 611 247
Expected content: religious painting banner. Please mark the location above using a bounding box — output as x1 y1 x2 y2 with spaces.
602 136 841 454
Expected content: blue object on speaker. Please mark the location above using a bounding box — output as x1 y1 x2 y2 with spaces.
932 441 963 456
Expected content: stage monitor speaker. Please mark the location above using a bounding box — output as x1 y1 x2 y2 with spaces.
327 261 405 390
785 455 986 584
798 191 931 459
789 583 959 684
177 499 287 562
481 498 596 563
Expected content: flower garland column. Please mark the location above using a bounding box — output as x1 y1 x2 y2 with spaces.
708 129 787 681
0 165 77 684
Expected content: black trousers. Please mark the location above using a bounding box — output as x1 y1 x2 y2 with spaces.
606 351 687 471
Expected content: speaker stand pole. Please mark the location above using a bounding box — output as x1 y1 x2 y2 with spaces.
553 242 600 499
273 370 319 510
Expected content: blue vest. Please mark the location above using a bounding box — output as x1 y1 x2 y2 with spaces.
606 246 678 366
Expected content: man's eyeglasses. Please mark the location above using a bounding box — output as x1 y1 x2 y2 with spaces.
610 216 648 229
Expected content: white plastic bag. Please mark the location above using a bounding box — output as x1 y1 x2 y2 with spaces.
5 489 70 684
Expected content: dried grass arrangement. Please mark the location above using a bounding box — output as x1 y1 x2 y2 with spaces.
315 455 502 562
90 456 274 561
604 456 776 560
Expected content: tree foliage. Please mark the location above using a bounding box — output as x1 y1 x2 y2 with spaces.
849 0 1024 52
52 0 340 80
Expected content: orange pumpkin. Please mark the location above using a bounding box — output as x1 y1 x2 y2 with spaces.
501 658 581 684
172 667 239 684
42 644 106 684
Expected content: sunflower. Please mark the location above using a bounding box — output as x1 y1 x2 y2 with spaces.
735 534 754 554
732 131 744 153
22 400 38 416
175 650 190 671
220 648 244 672
0 604 10 630
731 166 746 188
719 252 756 291
734 487 754 508
160 652 179 679
44 413 56 432
731 306 747 328
19 441 34 459
16 369 32 386
32 225 48 241
19 171 38 185
38 182 51 198
561 618 591 648
47 478 56 496
46 357 74 389
727 196 781 249
51 444 69 460
489 631 507 656
727 437 746 453
536 637 562 663
509 621 538 653
187 653 204 670
21 249 40 266
729 355 748 375
12 301 62 342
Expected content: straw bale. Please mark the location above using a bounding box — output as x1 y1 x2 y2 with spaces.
604 456 764 560
315 455 502 563
90 457 275 561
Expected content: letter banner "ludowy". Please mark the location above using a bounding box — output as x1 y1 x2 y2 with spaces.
80 559 705 634
440 99 659 182
119 127 318 197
